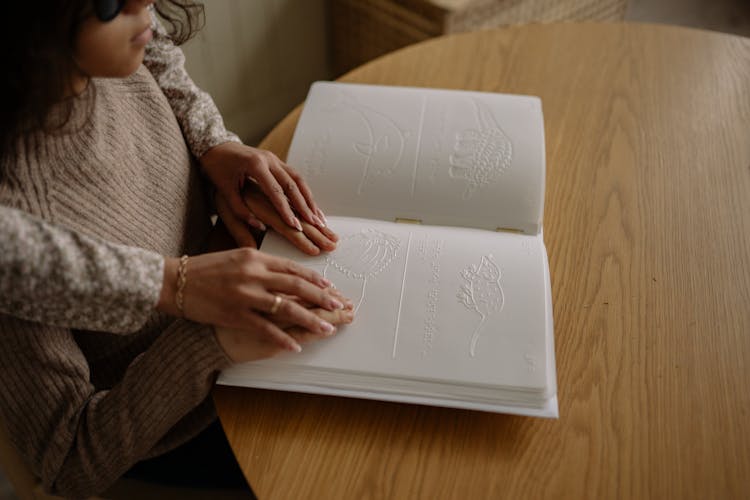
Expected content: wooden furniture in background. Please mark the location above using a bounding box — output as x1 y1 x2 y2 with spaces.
215 22 750 499
181 0 329 144
330 0 629 75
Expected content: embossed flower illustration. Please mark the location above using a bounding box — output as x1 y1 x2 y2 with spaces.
448 100 513 199
456 254 504 357
324 229 401 313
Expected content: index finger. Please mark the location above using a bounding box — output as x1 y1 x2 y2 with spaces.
283 164 326 226
269 163 322 230
260 252 332 289
252 168 300 230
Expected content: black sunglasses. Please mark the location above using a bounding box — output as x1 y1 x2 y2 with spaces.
93 0 126 22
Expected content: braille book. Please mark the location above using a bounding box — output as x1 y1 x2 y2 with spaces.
218 82 558 417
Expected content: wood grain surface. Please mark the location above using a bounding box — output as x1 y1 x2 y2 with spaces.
214 23 750 499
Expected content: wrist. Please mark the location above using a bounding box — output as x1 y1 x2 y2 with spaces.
156 256 180 317
198 140 238 171
213 326 240 364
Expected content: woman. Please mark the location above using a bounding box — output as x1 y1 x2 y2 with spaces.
0 0 352 496
1 0 344 346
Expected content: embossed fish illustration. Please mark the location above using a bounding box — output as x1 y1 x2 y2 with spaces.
323 229 400 313
325 92 408 195
456 255 504 357
449 100 513 199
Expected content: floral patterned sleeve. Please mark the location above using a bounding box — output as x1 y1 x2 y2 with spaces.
144 13 242 158
0 18 238 333
0 206 163 333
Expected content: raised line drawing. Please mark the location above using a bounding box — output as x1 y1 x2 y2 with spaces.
449 99 513 199
392 232 413 359
301 130 330 177
324 91 408 195
456 254 504 357
410 96 427 197
323 229 400 313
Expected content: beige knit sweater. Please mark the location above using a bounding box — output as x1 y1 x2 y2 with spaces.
0 65 232 497
0 12 240 333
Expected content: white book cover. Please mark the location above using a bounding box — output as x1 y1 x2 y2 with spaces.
218 82 557 418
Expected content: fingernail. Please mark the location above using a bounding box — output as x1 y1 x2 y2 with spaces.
320 277 333 287
320 321 335 334
289 342 302 353
248 216 266 231
344 311 354 322
306 245 321 256
316 208 328 224
292 217 303 232
313 215 326 228
329 298 344 310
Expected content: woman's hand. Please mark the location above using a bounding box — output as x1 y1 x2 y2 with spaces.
200 141 335 249
242 183 338 256
215 304 354 363
158 248 353 352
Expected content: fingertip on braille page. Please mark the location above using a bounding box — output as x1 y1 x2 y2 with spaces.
329 298 344 310
313 214 325 228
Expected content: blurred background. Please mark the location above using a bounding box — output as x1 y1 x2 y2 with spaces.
178 0 750 145
1 0 749 498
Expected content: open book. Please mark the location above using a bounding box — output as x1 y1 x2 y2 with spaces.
218 82 558 418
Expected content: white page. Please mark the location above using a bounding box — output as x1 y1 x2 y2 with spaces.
236 217 550 392
287 82 546 234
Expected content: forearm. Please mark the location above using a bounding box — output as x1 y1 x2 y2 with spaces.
0 206 163 333
51 322 230 496
144 13 241 158
157 256 180 317
0 314 230 497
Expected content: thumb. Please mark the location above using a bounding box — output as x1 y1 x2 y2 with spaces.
215 193 260 248
226 191 265 231
223 211 258 249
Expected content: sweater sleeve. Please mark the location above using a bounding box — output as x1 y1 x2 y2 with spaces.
0 205 163 333
144 13 241 158
0 314 232 497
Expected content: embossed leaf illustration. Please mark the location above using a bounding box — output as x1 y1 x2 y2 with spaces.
448 100 513 199
456 255 504 357
326 91 407 195
324 229 400 313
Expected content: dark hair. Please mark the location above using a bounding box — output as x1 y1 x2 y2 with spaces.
0 1 204 162
153 1 205 46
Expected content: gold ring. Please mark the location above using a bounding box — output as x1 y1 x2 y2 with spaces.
269 294 283 315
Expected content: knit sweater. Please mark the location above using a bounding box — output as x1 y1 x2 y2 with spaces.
0 12 240 332
0 65 232 497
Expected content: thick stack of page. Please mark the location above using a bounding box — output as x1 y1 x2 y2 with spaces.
218 82 558 417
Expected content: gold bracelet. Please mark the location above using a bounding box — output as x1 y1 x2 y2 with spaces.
176 254 189 316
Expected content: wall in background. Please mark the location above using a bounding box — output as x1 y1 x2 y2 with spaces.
180 0 331 145
626 0 750 36
181 0 750 147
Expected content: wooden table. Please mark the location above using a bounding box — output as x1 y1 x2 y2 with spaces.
214 23 750 499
